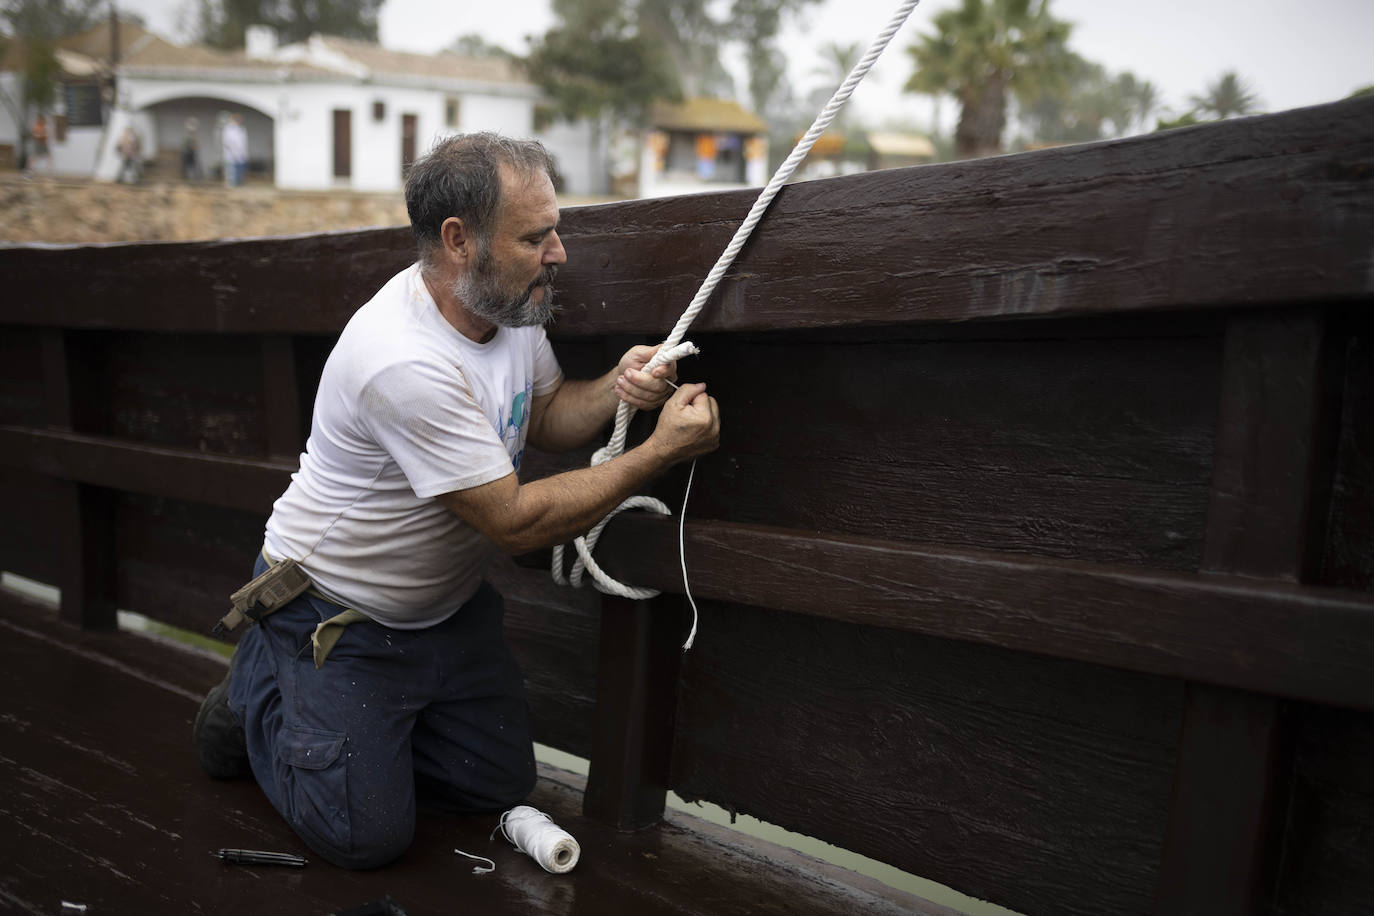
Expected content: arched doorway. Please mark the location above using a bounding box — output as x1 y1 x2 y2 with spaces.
142 96 275 184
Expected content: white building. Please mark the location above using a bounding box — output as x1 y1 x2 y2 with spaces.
0 19 603 195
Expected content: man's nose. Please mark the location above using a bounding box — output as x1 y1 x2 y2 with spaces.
544 230 567 266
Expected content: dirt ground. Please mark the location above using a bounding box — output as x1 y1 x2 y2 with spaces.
0 173 414 244
0 173 616 245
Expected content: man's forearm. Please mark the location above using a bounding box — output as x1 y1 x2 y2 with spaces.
463 440 670 554
440 381 719 553
529 369 620 452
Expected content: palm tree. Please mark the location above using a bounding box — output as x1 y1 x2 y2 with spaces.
813 39 863 86
905 0 1074 159
1125 76 1159 133
1189 71 1262 120
810 40 862 130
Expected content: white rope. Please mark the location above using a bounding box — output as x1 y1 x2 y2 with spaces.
553 0 922 607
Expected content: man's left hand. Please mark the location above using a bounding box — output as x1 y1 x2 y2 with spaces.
614 345 679 411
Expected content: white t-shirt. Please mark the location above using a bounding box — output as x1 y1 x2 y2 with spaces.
263 264 563 628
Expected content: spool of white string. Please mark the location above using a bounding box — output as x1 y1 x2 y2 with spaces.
496 805 580 874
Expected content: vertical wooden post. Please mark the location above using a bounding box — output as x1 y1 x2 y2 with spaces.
43 329 118 630
583 334 687 828
1155 310 1339 913
583 594 685 829
260 335 303 460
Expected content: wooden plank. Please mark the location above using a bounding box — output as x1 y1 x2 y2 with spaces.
41 329 74 429
670 598 1181 916
595 515 1374 710
1322 319 1374 590
1201 311 1340 579
1155 685 1289 915
0 325 45 427
489 556 602 760
0 228 414 333
1155 311 1337 914
111 493 266 638
260 335 303 459
644 327 1218 570
0 98 1369 334
99 331 268 456
0 426 293 514
1275 705 1374 915
0 592 944 916
582 595 686 829
42 330 116 630
547 96 1374 335
55 483 117 630
0 469 62 584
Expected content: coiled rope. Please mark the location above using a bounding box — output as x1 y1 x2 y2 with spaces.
552 0 923 638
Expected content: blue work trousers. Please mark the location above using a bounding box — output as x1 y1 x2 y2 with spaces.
228 558 536 869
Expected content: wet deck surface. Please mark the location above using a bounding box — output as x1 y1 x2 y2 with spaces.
0 588 946 915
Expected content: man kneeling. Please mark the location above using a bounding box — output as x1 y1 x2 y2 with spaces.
193 133 720 869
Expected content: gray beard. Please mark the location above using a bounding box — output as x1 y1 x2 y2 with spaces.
454 260 559 329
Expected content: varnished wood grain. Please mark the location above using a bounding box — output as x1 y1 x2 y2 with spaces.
636 327 1219 569
597 515 1374 709
0 98 1370 916
1323 320 1374 591
1275 705 1374 915
0 592 940 916
489 556 602 760
0 97 1369 335
0 426 293 514
1157 310 1340 914
670 601 1181 916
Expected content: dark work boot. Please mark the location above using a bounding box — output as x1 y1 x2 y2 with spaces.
193 666 251 780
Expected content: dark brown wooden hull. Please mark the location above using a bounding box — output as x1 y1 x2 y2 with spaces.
2 95 1372 915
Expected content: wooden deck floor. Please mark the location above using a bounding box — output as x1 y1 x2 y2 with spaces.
0 587 948 916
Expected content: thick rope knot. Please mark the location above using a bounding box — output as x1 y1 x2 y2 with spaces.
551 340 698 597
551 0 922 632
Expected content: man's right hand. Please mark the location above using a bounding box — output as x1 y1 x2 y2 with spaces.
649 383 720 465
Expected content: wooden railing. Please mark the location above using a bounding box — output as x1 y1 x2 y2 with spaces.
2 95 1372 916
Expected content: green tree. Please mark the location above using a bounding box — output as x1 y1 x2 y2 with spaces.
193 0 382 50
444 33 513 60
530 0 817 124
0 0 103 165
806 41 862 133
638 0 733 99
1154 110 1202 132
1017 55 1157 145
1116 71 1158 133
525 0 680 125
728 0 818 115
1188 70 1262 119
812 39 862 85
904 0 1074 159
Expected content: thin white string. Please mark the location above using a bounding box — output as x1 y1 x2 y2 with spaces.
453 848 496 875
552 0 923 615
679 458 699 650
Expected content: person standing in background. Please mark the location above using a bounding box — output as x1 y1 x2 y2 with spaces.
182 118 202 181
117 127 142 184
221 113 248 187
29 115 51 175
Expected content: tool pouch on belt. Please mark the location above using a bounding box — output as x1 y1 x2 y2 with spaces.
212 557 311 638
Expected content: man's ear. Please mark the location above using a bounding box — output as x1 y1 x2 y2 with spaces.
440 216 472 263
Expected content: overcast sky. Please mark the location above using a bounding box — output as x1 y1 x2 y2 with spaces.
127 0 1373 131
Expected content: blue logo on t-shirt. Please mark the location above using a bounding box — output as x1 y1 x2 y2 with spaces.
495 378 534 471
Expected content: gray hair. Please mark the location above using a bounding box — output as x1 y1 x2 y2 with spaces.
404 132 557 268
